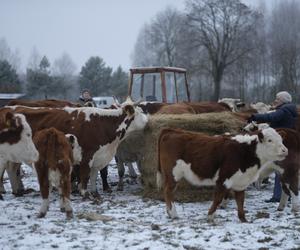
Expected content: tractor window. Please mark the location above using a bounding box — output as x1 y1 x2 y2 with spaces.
131 73 162 102
165 72 189 103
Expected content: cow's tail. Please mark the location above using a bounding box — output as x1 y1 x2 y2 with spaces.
156 129 164 190
47 128 58 169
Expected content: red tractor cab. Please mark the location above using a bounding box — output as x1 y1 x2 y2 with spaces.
128 67 190 103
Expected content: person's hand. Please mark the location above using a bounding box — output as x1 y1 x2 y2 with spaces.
247 115 254 124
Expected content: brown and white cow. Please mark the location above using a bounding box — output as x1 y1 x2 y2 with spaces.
0 111 39 199
2 100 148 198
33 128 81 219
157 127 288 222
7 99 82 108
243 122 300 212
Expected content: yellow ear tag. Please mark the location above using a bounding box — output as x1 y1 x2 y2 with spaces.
6 120 11 127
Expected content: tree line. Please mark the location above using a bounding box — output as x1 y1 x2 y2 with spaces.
1 0 300 104
0 40 128 102
132 0 300 103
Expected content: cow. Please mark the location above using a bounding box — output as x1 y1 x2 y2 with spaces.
2 100 148 198
243 122 300 211
115 131 144 191
250 102 272 114
7 99 82 108
218 98 245 112
0 111 39 199
33 128 82 219
157 102 196 114
2 99 110 195
157 127 288 222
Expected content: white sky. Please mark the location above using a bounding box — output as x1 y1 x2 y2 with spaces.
0 0 271 72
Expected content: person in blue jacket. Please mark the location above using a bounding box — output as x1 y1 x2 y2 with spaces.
248 91 298 203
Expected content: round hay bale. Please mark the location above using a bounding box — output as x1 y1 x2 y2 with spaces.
121 112 245 202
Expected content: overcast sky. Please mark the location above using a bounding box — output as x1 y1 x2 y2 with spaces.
0 0 270 73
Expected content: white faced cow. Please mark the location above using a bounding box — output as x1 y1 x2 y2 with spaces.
157 127 288 222
0 111 39 199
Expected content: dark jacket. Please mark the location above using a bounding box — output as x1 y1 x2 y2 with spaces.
78 96 96 107
251 103 297 129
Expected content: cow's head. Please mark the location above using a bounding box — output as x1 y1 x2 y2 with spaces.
250 102 271 114
243 122 270 132
218 98 242 112
66 134 82 164
0 112 39 164
256 127 288 162
121 100 148 134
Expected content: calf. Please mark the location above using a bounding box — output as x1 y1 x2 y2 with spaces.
33 128 82 219
0 111 39 199
157 127 288 222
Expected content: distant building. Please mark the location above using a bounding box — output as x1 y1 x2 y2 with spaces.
0 93 25 107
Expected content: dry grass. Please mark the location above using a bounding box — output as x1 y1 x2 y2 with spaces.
124 112 245 202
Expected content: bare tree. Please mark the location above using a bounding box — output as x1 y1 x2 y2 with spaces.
53 52 77 77
0 38 21 72
185 0 262 101
27 46 42 70
269 0 300 101
131 7 184 67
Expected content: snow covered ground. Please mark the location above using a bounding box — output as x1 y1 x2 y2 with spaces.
1 163 300 250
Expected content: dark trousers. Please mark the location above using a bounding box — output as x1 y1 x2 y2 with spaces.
273 173 282 200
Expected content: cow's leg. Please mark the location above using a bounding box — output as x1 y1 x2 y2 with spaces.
280 171 300 212
71 164 80 194
79 162 90 198
220 189 230 209
234 190 247 223
36 166 50 218
90 167 101 199
163 176 178 219
278 184 289 211
0 165 6 194
128 162 138 179
208 185 227 222
6 163 25 196
100 166 111 192
116 157 125 191
61 174 73 219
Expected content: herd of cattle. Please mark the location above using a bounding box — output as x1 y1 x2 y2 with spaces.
0 97 299 223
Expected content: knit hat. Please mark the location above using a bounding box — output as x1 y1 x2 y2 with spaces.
276 91 292 103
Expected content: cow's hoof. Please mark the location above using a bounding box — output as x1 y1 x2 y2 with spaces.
37 212 46 218
0 189 6 194
13 190 24 197
91 191 101 200
0 194 3 200
103 186 112 193
60 208 66 213
207 215 214 223
239 217 248 223
116 184 124 191
23 188 35 194
82 192 92 201
66 211 73 220
277 207 284 211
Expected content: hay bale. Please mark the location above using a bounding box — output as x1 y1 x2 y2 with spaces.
122 112 245 202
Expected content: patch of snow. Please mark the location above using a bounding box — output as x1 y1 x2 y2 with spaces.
1 163 300 250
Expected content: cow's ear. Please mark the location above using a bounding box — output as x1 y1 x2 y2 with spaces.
258 131 264 142
278 130 287 140
5 112 15 128
123 105 135 116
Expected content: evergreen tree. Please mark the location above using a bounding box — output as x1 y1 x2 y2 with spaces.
110 66 128 101
79 56 112 96
0 59 21 92
26 56 54 99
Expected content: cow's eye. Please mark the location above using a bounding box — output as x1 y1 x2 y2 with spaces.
268 139 272 143
27 133 31 137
